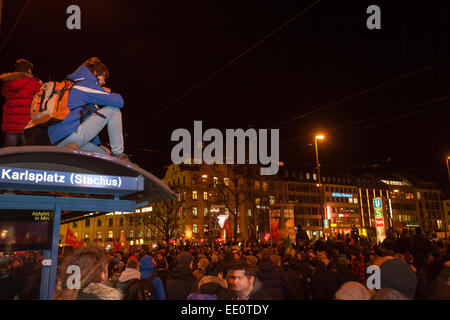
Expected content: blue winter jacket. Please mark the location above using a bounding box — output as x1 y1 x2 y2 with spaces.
139 255 166 300
47 65 124 145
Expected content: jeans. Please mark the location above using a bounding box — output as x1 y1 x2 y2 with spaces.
4 133 27 147
57 106 124 155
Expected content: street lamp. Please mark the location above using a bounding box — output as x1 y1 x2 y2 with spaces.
314 134 325 238
446 156 450 186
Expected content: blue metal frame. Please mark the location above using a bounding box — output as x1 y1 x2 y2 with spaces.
0 194 139 300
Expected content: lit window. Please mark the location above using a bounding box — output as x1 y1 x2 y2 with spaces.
108 231 113 239
248 209 252 217
313 173 317 180
193 224 198 234
73 232 78 238
262 182 268 191
192 190 198 200
306 173 311 180
193 207 198 217
204 208 208 216
203 192 208 200
129 230 134 237
270 195 275 205
237 225 240 234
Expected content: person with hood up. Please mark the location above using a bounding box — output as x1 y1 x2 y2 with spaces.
47 57 131 161
165 252 198 300
139 255 166 300
0 59 41 147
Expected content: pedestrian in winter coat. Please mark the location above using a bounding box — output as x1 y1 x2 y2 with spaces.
310 259 340 300
227 262 271 300
411 227 430 266
0 59 41 147
53 246 122 300
117 258 143 300
139 255 166 300
256 248 289 300
285 259 311 300
165 252 198 300
394 228 411 254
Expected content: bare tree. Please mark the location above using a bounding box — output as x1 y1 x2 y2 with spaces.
206 164 253 241
137 186 189 243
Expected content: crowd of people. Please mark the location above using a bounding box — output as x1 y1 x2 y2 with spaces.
49 227 450 300
0 226 449 301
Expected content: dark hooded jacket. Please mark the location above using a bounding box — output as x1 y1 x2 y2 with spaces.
310 260 339 300
285 261 311 300
165 265 198 300
257 259 288 300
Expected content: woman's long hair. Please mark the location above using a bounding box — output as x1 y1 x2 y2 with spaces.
53 246 108 300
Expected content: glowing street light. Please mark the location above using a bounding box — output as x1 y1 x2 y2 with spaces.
314 134 326 237
446 156 450 186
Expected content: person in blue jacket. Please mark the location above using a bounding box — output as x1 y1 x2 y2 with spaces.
139 255 166 300
48 57 130 161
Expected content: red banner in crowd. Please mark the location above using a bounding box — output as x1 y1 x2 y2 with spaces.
270 218 279 240
65 228 82 248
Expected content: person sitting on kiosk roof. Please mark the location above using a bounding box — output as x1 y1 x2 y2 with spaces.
47 57 131 162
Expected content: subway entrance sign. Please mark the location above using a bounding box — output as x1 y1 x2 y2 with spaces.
0 146 176 300
373 197 386 242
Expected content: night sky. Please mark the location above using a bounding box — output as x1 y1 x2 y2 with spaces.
1 1 449 189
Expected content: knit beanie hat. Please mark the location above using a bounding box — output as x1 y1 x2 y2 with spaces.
380 259 417 298
176 252 193 268
126 258 138 269
335 281 371 300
